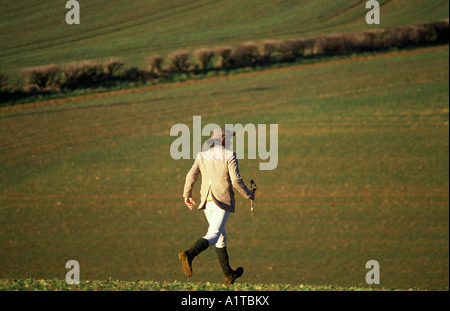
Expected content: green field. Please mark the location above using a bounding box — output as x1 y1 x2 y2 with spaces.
0 0 449 79
1 45 448 290
0 278 414 291
0 0 449 291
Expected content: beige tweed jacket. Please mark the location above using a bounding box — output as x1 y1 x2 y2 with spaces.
183 145 254 213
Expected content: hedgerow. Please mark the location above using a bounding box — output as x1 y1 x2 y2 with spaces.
2 19 448 104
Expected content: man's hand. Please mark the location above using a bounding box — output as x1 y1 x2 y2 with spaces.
184 197 196 210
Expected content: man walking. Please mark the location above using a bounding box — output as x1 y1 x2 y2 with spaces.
179 127 255 285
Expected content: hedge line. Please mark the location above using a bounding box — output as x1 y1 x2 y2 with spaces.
1 19 448 101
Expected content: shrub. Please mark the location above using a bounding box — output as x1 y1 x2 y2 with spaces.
125 67 139 81
411 19 449 45
258 40 280 64
382 21 448 49
403 25 431 46
20 64 61 90
5 19 448 98
426 18 449 44
280 38 310 61
383 25 417 48
291 38 309 58
313 33 363 56
0 72 7 90
278 37 318 60
61 60 105 90
277 40 294 61
215 46 233 68
145 54 164 74
125 67 151 81
230 42 259 67
194 48 215 71
351 29 389 52
168 50 191 73
102 57 125 79
301 38 318 56
23 85 39 95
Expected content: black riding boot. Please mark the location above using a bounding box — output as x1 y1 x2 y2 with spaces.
179 238 209 277
187 238 210 258
215 247 244 285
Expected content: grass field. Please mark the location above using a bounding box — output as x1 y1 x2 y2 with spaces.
1 44 448 290
0 0 449 79
0 0 449 292
0 278 414 291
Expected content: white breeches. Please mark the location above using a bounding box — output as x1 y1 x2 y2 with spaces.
203 201 230 248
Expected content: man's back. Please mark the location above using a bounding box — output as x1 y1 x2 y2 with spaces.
183 145 253 213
